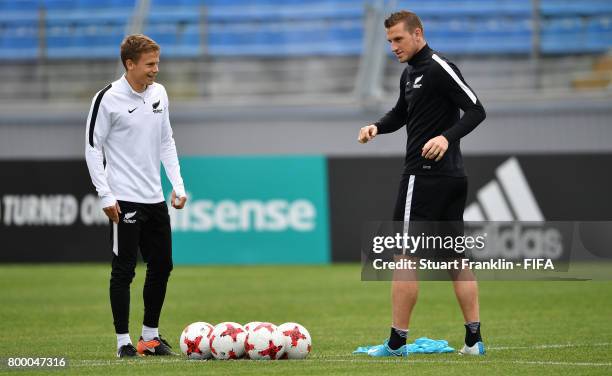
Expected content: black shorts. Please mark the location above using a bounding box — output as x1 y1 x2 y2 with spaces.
392 174 467 258
110 200 172 268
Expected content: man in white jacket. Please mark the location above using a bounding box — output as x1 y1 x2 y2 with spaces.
85 34 187 358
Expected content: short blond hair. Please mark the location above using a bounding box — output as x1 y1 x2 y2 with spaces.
120 34 160 69
384 10 424 34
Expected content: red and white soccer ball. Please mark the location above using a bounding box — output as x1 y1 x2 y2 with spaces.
244 322 286 360
179 322 214 360
277 322 311 359
243 321 262 333
209 322 247 360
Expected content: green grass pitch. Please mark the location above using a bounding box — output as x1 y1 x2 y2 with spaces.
1 264 611 375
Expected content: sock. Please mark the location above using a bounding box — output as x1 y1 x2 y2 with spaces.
388 327 409 350
464 322 482 347
116 333 132 350
142 325 159 341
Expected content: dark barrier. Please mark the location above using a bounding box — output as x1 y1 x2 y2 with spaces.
0 157 331 264
327 157 403 262
3 155 612 263
328 154 612 262
0 160 110 262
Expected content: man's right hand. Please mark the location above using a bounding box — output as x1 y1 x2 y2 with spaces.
358 124 378 144
103 202 121 224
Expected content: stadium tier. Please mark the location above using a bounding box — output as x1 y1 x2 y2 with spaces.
0 0 610 59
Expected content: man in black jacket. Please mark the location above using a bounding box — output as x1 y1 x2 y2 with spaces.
358 11 486 357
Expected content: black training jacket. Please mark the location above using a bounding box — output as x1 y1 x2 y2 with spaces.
375 44 486 177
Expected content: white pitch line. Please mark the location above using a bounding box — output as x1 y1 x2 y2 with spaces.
505 360 612 367
488 342 611 350
71 343 612 368
325 359 612 367
319 359 612 367
72 357 612 368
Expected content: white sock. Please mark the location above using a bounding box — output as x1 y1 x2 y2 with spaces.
116 333 132 350
142 325 159 341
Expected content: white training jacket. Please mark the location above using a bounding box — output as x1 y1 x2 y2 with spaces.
85 75 185 209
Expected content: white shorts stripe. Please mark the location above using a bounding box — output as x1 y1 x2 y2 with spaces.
432 54 477 104
402 175 416 254
112 222 118 256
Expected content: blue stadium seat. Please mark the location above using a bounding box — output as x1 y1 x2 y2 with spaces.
146 24 180 47
106 0 135 8
207 17 362 56
424 17 532 55
77 0 104 8
0 18 39 59
541 17 586 54
148 7 200 23
207 2 362 22
151 0 204 6
0 0 41 12
145 22 201 57
46 22 74 49
540 0 612 17
585 16 612 52
45 16 125 58
43 0 77 10
0 0 610 60
400 0 531 17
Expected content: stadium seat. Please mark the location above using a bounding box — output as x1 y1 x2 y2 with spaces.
540 0 612 17
0 0 40 12
541 17 586 54
43 0 77 10
0 0 610 60
144 22 201 57
585 16 612 52
0 18 39 59
423 17 531 55
400 0 531 17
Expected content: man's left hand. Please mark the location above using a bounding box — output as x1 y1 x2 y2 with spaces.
422 136 449 161
171 190 187 209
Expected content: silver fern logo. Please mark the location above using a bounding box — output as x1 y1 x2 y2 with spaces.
413 75 423 88
123 211 137 224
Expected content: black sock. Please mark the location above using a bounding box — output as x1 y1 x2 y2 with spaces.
464 322 482 347
388 327 408 350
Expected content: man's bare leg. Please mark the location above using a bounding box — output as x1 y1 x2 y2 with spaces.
450 267 479 322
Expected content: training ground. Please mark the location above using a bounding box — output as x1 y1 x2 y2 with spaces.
1 264 611 375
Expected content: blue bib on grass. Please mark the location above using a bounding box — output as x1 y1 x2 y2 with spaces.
353 337 455 354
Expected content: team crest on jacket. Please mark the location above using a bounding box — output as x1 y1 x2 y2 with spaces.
152 100 163 113
413 75 423 88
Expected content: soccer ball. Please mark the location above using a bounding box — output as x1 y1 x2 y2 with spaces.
277 322 311 359
243 321 262 359
209 322 247 360
244 321 262 333
244 322 286 360
179 322 214 359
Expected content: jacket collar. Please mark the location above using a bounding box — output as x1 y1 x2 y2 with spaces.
120 74 149 97
408 44 432 67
